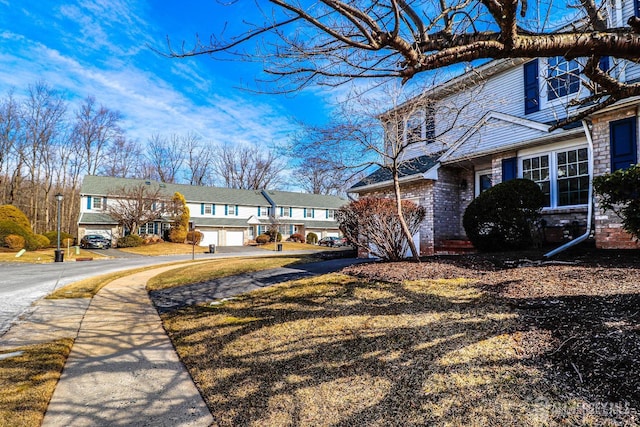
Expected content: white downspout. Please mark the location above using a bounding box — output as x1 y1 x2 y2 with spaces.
544 120 594 258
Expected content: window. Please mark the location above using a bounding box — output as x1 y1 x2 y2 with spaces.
475 169 493 196
204 204 212 215
260 206 270 216
522 155 551 207
520 146 589 208
403 109 435 145
327 209 335 219
304 208 314 218
281 207 290 217
547 57 580 101
92 197 102 210
557 148 589 206
227 205 236 216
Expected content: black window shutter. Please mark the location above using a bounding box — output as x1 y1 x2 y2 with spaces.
636 0 640 17
610 117 638 171
599 56 610 72
523 60 540 114
502 157 518 182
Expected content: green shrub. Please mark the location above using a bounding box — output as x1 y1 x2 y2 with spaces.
0 205 31 230
117 234 144 248
594 164 640 240
306 232 318 245
289 233 304 243
256 234 271 244
463 179 545 252
0 220 39 250
43 231 75 247
5 234 25 250
276 232 282 242
34 234 51 249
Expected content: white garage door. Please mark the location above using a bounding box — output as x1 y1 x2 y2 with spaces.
226 230 244 246
199 231 218 247
326 232 339 238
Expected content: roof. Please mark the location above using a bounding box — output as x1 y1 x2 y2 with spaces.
349 155 440 191
262 189 346 209
78 212 118 225
81 176 279 206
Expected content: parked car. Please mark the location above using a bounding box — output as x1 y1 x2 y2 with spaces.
318 236 348 247
80 234 112 249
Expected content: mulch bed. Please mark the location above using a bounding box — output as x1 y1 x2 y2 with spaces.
342 246 640 417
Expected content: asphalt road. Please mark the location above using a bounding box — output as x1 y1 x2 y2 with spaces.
0 246 359 336
0 247 265 336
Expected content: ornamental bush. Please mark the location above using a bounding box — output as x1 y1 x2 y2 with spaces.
43 231 75 247
256 234 271 244
34 234 51 249
336 197 426 261
0 220 39 250
0 205 31 231
117 234 144 248
593 164 640 240
5 234 25 250
463 179 545 252
289 233 304 243
186 230 204 245
306 232 318 245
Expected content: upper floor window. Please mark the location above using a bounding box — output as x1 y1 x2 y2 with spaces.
204 204 213 215
304 208 314 218
326 209 335 219
260 206 270 217
93 197 102 210
547 57 580 101
281 207 290 217
403 109 435 145
227 205 236 216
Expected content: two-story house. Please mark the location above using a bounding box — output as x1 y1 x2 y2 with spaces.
78 175 345 246
350 9 640 256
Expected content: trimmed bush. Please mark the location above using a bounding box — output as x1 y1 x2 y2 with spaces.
0 205 31 231
169 226 187 244
256 234 271 244
43 231 75 247
306 232 318 245
0 220 39 250
276 232 282 242
187 230 204 245
463 179 545 252
5 234 25 250
117 234 144 248
34 234 51 249
289 233 304 243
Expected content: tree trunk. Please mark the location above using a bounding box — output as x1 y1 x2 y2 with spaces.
393 170 420 262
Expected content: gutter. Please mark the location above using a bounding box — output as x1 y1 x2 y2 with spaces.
544 120 594 258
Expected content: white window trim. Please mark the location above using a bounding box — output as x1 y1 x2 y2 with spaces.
518 141 590 210
474 168 493 197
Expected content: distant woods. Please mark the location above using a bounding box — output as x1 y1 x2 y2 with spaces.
0 81 352 236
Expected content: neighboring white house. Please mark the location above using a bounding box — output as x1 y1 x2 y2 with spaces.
78 175 346 246
350 7 640 255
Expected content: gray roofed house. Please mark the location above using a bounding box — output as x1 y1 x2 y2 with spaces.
78 175 346 247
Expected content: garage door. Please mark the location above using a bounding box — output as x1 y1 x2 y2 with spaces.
326 232 339 238
199 231 218 247
226 230 244 246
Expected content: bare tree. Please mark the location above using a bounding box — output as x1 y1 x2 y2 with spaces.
73 96 123 176
145 134 184 183
0 91 22 203
105 183 168 236
212 143 285 190
182 132 213 185
100 135 142 178
168 0 640 127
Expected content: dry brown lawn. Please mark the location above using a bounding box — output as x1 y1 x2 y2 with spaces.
0 248 107 263
0 339 73 427
161 248 640 426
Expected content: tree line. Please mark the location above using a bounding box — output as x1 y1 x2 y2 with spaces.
0 81 355 237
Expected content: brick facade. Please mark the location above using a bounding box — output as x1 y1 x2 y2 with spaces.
591 106 640 249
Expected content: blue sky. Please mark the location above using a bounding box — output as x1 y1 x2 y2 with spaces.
0 1 337 147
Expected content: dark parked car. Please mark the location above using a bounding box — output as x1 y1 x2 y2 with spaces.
318 236 347 247
80 234 112 249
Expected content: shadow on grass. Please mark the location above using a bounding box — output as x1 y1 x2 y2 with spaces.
159 274 555 426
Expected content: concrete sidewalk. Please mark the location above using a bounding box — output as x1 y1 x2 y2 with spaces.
41 265 213 427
